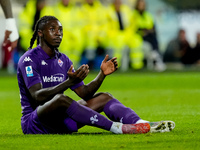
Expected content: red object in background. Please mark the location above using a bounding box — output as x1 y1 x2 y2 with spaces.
2 41 12 68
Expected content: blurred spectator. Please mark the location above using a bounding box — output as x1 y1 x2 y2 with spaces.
193 33 200 53
106 0 144 70
0 0 19 51
190 32 200 64
164 29 193 64
80 0 108 69
40 0 84 68
7 0 47 73
132 0 166 71
0 0 19 71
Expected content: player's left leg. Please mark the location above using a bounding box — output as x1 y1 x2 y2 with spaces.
103 97 175 133
79 92 175 133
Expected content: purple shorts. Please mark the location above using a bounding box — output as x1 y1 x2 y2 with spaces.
21 108 78 134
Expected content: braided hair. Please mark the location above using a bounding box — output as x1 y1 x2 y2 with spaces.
28 16 59 50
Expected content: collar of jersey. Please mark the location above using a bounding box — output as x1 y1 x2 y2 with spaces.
37 45 59 60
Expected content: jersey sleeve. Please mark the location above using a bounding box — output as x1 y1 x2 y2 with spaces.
19 56 42 89
70 81 84 91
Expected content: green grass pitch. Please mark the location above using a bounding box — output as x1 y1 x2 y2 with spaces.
0 71 200 150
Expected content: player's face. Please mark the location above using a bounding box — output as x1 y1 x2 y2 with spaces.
42 20 63 48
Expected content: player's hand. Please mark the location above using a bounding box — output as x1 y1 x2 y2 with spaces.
101 54 118 75
3 30 18 51
67 64 89 84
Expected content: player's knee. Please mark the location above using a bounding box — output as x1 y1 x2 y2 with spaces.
97 92 114 102
54 94 73 108
104 92 114 98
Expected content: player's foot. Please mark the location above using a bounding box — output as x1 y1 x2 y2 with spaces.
122 123 150 134
149 121 175 133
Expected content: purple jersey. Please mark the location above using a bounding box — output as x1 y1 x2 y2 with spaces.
17 46 84 116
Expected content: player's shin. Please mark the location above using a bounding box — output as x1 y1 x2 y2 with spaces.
66 101 113 131
103 99 141 124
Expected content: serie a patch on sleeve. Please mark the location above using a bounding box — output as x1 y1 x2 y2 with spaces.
25 66 33 77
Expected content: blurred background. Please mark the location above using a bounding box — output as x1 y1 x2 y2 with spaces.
1 0 200 73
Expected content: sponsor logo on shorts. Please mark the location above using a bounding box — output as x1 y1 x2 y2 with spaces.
25 66 33 77
42 73 64 82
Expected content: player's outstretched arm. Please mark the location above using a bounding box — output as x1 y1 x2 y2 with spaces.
74 55 118 100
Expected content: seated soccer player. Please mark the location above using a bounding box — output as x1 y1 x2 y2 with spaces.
17 15 175 134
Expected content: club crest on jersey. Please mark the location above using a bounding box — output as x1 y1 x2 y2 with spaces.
23 57 32 63
25 66 33 77
58 59 63 67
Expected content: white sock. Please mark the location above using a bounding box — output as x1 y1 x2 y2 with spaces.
110 122 123 134
136 119 149 124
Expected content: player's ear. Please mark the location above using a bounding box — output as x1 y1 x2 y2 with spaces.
38 29 43 37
